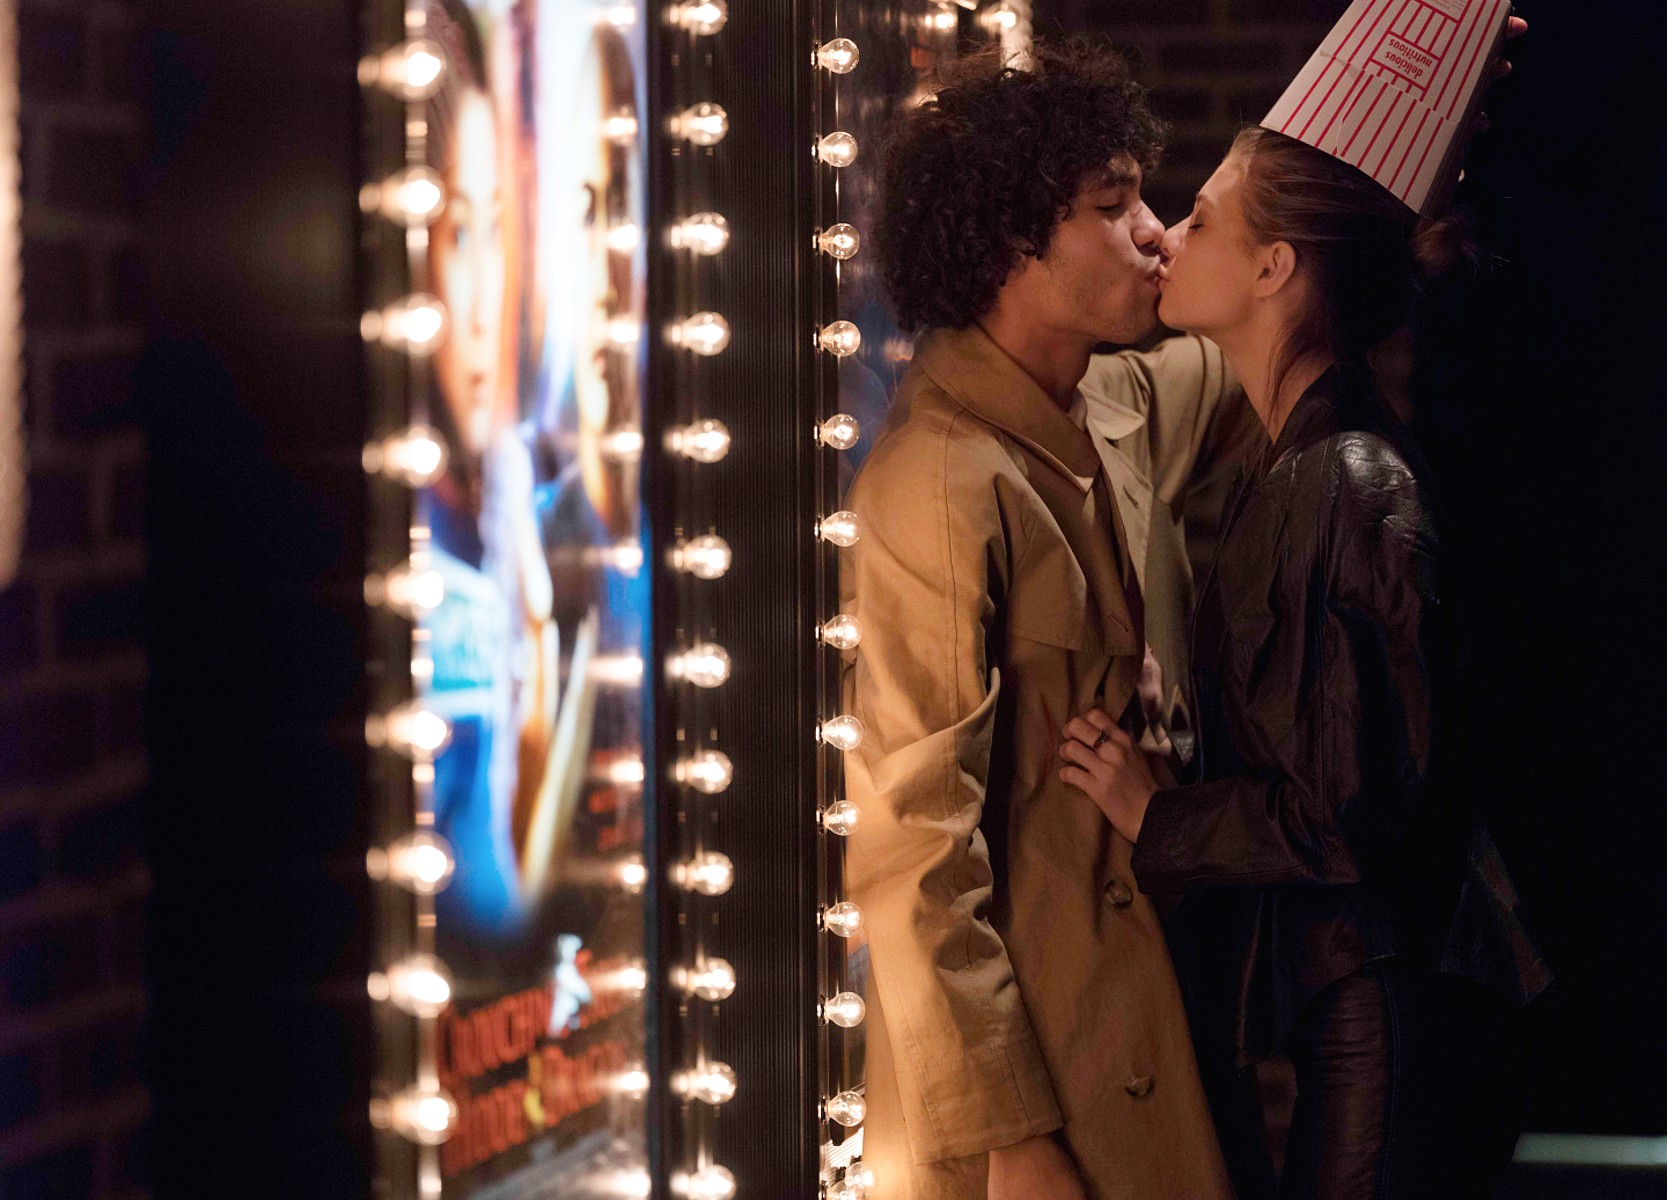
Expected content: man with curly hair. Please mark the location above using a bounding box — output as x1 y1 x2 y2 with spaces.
839 37 1262 1200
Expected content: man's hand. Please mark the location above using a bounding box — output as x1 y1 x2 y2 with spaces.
988 1134 1088 1200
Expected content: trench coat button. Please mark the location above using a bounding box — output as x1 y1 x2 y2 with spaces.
1125 1074 1155 1098
1102 877 1134 908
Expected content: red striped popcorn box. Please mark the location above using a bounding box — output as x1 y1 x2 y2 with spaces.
1263 0 1513 215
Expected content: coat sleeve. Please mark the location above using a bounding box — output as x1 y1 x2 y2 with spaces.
1095 335 1264 507
839 414 1063 1163
1132 436 1444 893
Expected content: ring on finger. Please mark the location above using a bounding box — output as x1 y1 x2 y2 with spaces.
1090 729 1110 750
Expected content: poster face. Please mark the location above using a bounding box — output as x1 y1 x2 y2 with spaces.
413 0 649 1192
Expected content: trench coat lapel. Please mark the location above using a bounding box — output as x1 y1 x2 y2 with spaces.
915 326 1139 655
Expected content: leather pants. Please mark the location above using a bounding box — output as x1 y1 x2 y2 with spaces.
1209 962 1525 1200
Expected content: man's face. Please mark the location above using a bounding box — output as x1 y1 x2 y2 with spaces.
1018 157 1167 345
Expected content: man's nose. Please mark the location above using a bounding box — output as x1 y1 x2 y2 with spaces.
1133 203 1165 257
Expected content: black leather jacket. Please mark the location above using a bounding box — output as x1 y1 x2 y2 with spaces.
1131 366 1551 1063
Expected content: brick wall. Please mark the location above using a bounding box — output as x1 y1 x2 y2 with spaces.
1039 0 1333 222
0 1 149 1196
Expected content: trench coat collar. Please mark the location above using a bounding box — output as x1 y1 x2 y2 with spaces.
1078 371 1149 445
915 325 1104 489
1265 364 1386 472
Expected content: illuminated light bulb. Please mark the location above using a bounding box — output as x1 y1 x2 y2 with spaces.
820 799 860 837
816 37 860 74
817 613 862 650
668 418 732 464
668 311 731 356
602 540 645 576
816 131 859 168
673 102 729 147
363 293 449 357
676 956 737 1001
849 1164 878 1194
670 642 732 689
613 1063 651 1100
676 749 734 794
825 1090 867 1128
819 714 865 751
828 1181 863 1200
672 0 727 34
672 1167 737 1200
590 653 646 687
359 38 447 101
984 0 1019 31
675 1060 738 1106
369 953 454 1018
674 851 735 896
817 511 861 547
672 534 733 580
927 6 958 31
666 212 730 255
817 320 862 357
367 559 445 619
602 3 639 28
606 223 642 253
593 1168 652 1200
821 901 863 938
816 412 861 450
370 701 452 761
368 830 456 895
596 958 649 998
600 429 645 462
364 424 449 488
606 317 643 347
360 166 446 228
822 991 867 1028
618 856 648 894
602 108 639 146
601 757 648 787
816 223 861 260
383 1086 459 1145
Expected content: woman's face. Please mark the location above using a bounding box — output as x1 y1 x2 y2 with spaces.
430 89 506 460
1156 152 1263 339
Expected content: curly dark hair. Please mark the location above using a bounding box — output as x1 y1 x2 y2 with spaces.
877 37 1168 333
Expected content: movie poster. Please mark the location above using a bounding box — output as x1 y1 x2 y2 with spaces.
414 0 650 1193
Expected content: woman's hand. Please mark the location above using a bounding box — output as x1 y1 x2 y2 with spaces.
1059 709 1158 845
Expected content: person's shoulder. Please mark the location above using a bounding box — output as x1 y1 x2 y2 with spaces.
1321 430 1426 516
856 372 1011 485
1311 431 1439 585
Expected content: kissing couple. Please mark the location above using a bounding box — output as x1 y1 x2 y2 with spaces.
839 7 1549 1199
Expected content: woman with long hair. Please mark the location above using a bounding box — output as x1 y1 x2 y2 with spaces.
1055 121 1551 1198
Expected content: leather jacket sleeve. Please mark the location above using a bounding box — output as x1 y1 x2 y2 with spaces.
1133 435 1445 893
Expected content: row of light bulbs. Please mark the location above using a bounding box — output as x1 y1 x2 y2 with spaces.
810 11 872 1200
359 12 465 1174
357 4 883 1189
663 7 739 1200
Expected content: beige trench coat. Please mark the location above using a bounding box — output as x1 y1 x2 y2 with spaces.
840 326 1258 1200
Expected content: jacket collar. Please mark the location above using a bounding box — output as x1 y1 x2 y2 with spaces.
1078 364 1149 444
915 325 1104 489
1265 364 1388 471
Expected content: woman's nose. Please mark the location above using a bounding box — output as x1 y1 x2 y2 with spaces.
1158 220 1184 261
